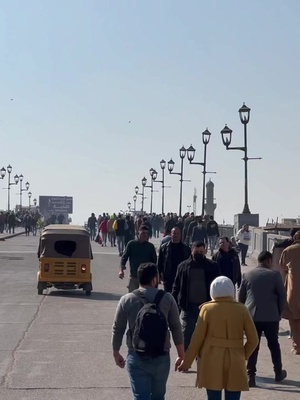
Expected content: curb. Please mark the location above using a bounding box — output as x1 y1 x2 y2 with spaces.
0 231 25 241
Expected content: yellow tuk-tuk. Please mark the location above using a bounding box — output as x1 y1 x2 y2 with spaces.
37 225 93 296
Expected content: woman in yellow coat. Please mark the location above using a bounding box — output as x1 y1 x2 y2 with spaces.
177 276 258 400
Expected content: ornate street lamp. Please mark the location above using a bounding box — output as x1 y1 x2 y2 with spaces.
19 174 30 210
28 191 32 209
168 146 188 216
6 165 19 211
187 128 215 216
221 103 261 214
133 195 137 210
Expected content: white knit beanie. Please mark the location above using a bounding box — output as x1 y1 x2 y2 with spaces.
210 276 234 299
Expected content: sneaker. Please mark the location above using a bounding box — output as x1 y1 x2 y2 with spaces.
248 376 256 387
275 369 287 382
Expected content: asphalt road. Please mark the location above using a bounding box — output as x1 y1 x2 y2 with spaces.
0 235 299 399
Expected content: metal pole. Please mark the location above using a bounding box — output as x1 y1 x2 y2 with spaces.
201 143 207 216
7 172 10 212
161 168 165 215
243 123 250 213
142 186 145 213
179 157 184 216
20 181 22 210
150 178 153 214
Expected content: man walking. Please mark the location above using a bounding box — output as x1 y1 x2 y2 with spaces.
280 231 300 355
114 214 126 256
206 215 219 255
236 224 251 266
172 241 219 350
112 263 184 400
157 227 191 293
212 236 241 289
119 225 157 292
191 217 208 246
87 213 97 241
238 251 287 387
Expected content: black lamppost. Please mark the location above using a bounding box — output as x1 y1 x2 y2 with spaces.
143 169 157 214
221 103 261 214
6 165 19 211
135 177 147 213
168 146 187 216
127 202 131 213
187 129 215 217
28 191 32 210
19 174 30 210
151 160 166 215
33 198 37 207
133 195 137 210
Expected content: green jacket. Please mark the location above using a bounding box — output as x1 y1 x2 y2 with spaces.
121 240 157 278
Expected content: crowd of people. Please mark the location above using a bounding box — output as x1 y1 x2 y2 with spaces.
0 209 41 235
107 211 299 400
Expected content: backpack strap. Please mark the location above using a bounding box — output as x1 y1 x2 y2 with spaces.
153 289 165 306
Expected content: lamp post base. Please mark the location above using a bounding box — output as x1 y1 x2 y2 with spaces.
234 213 259 233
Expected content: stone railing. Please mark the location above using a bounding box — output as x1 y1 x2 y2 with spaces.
219 224 290 260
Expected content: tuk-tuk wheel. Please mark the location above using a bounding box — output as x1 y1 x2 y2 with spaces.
38 289 43 295
85 290 91 296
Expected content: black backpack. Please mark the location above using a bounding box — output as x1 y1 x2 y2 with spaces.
132 289 168 357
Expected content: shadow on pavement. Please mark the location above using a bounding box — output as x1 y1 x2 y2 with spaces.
256 376 300 392
46 290 121 301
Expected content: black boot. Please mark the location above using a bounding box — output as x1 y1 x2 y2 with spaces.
275 369 287 383
248 375 256 387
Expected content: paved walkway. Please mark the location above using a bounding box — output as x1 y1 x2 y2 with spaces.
0 234 298 399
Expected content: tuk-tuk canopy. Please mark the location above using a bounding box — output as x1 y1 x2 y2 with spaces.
38 225 93 259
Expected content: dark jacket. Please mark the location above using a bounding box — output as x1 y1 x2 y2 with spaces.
121 240 157 278
206 220 219 237
212 249 241 286
157 241 191 289
172 257 220 311
191 225 208 244
187 220 197 238
116 218 126 236
238 265 286 322
182 216 194 241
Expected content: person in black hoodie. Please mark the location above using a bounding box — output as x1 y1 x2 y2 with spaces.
212 237 241 289
172 241 220 350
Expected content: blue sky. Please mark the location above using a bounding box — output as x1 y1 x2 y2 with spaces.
1 0 299 225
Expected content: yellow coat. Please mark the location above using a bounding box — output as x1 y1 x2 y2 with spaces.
184 297 258 391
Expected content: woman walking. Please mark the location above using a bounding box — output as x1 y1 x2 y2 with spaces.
176 276 258 400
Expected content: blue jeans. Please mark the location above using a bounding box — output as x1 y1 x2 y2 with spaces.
207 390 241 400
117 235 125 255
127 351 170 400
208 235 218 254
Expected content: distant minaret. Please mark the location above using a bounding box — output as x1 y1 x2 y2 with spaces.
204 179 217 218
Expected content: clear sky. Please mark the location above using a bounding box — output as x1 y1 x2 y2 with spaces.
1 0 299 225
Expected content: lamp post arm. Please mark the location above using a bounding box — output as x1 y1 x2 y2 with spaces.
169 171 181 176
225 146 246 152
189 161 205 167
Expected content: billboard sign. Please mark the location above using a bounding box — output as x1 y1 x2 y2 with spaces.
39 196 73 214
